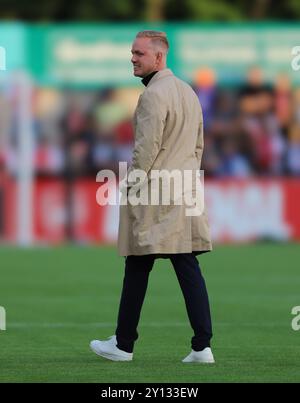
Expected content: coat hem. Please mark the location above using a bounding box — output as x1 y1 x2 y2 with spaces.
118 244 213 258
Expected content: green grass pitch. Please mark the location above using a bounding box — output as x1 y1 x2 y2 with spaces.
0 243 299 383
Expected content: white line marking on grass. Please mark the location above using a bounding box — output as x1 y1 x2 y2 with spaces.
8 322 288 328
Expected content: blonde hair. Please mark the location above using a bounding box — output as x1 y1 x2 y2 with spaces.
136 30 169 53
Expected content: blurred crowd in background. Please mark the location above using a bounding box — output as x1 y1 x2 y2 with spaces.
1 1 300 245
1 66 300 179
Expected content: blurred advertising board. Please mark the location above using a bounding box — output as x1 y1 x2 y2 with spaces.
1 178 300 244
1 23 300 86
174 23 300 85
0 23 27 74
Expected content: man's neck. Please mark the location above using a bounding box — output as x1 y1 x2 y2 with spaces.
141 70 159 87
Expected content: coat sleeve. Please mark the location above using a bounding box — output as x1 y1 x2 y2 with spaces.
127 90 166 185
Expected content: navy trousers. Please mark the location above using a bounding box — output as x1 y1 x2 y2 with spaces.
115 254 213 353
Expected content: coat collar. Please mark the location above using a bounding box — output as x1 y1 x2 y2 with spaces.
146 68 174 88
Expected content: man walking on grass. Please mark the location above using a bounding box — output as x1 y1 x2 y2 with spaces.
90 31 214 363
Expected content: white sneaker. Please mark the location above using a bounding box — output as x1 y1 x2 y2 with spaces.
182 347 215 363
90 335 133 362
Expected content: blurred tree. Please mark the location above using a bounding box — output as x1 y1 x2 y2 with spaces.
164 0 300 21
184 0 243 21
145 0 164 21
270 0 300 19
0 0 146 21
73 0 145 21
0 0 300 21
250 0 271 20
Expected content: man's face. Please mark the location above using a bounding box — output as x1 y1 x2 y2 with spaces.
131 37 158 78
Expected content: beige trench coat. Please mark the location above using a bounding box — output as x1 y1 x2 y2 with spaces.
118 68 212 256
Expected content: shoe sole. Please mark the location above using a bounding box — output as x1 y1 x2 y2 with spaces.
182 359 215 363
90 345 132 362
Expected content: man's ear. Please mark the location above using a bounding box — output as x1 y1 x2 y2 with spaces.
156 51 163 63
